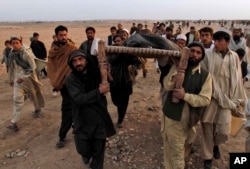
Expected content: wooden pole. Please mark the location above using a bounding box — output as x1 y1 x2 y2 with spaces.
105 46 180 58
172 47 190 103
98 40 108 84
99 41 188 103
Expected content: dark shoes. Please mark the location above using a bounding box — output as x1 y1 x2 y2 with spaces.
143 72 147 78
204 159 212 169
213 145 221 159
82 156 91 165
117 123 123 128
56 139 66 148
6 123 19 132
32 109 41 118
203 146 220 169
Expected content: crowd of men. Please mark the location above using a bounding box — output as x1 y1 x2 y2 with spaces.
1 21 250 169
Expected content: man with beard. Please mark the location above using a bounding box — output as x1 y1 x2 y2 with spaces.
65 50 116 169
201 31 247 169
47 25 78 148
161 42 212 169
121 29 130 41
229 27 249 64
79 26 99 66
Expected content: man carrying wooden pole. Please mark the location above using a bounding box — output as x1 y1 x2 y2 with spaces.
161 42 212 169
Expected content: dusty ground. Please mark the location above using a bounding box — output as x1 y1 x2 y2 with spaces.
0 21 248 169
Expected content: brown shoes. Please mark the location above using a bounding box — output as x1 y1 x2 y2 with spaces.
6 123 19 132
32 109 41 118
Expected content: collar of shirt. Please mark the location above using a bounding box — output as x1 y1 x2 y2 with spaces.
190 64 201 74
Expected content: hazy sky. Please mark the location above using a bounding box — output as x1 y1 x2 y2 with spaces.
1 0 249 21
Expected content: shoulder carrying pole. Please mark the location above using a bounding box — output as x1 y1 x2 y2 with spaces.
172 47 190 103
98 40 108 84
99 42 189 103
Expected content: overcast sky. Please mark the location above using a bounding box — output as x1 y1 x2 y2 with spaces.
0 0 249 21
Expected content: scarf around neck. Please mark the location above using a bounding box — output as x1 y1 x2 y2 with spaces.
10 46 32 71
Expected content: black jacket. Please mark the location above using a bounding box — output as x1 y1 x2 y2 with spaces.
108 53 136 88
66 51 116 138
241 61 248 78
30 40 47 60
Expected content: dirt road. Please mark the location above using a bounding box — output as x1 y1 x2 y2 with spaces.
0 21 248 169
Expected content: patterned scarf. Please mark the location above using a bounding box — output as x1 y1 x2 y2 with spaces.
9 47 32 72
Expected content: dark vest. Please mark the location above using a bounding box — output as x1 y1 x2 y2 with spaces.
163 67 209 122
108 35 113 46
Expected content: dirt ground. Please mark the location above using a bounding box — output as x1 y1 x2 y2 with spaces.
0 21 249 169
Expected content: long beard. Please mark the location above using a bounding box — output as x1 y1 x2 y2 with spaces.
188 58 202 67
233 35 240 41
59 41 66 45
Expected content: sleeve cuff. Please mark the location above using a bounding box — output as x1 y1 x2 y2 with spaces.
183 93 190 102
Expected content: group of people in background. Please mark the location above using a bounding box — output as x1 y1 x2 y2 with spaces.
1 20 250 169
